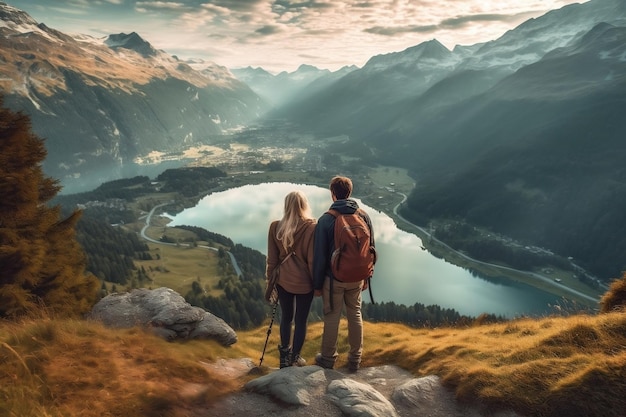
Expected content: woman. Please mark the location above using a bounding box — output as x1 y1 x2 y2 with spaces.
266 190 316 368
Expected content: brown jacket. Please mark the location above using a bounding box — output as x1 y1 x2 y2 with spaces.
266 218 316 294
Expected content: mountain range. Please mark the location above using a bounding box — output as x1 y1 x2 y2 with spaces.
0 2 267 191
1 0 625 280
267 0 626 281
231 64 357 107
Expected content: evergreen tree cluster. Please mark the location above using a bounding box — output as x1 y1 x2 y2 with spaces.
53 175 153 205
0 100 99 317
362 301 504 327
174 225 234 248
156 167 227 196
187 275 267 329
74 216 149 284
184 238 269 329
229 243 267 282
80 205 137 226
53 191 151 287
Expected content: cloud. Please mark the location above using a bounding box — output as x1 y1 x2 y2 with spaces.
46 6 90 16
8 0 585 73
352 1 378 7
364 24 439 37
41 0 90 10
273 0 335 11
364 9 540 37
209 0 267 12
62 0 90 6
135 2 188 11
440 12 531 29
255 25 282 36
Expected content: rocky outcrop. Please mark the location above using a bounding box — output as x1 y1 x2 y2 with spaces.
206 363 524 417
88 287 237 346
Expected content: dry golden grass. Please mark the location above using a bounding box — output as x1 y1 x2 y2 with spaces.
2 311 625 417
356 314 626 417
133 244 224 296
0 318 242 417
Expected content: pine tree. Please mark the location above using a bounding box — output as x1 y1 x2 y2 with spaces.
0 99 99 318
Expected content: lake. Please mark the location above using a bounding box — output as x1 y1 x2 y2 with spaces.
167 182 561 318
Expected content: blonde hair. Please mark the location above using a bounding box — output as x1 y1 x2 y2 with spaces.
276 190 312 251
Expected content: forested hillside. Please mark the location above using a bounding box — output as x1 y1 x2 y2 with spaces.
74 216 149 285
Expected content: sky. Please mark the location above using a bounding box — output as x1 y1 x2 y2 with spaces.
8 0 587 73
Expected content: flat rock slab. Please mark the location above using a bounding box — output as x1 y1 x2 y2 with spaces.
204 364 525 417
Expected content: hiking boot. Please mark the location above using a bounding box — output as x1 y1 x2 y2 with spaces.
291 354 306 367
314 353 334 369
347 361 360 373
278 345 292 369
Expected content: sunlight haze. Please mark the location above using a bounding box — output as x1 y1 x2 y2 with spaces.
7 0 587 73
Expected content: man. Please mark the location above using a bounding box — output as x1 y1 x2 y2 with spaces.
312 175 375 372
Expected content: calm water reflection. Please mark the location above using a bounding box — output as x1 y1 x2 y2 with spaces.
168 182 559 318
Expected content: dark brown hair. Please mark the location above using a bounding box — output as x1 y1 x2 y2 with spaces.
330 176 353 200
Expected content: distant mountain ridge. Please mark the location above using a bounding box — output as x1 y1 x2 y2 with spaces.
0 1 267 192
274 0 626 133
270 0 626 281
230 64 357 107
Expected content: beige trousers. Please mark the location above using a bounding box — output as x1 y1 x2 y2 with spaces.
320 277 364 366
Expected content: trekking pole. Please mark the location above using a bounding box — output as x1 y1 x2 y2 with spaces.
259 303 278 367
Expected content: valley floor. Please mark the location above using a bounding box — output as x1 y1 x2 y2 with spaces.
130 160 601 309
119 125 602 309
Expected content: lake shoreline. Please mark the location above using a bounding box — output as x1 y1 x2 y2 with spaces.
163 177 593 317
195 168 601 309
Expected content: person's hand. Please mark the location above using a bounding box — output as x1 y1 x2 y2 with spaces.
314 289 323 297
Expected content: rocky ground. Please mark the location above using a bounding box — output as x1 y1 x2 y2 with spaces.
194 358 523 417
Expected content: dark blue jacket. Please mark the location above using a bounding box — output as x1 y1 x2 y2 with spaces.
312 198 374 290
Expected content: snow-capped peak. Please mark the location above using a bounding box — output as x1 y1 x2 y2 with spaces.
0 2 59 42
105 32 157 58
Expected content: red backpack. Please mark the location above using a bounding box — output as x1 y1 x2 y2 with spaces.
327 208 376 282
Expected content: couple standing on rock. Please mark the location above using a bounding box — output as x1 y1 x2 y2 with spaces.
266 175 376 372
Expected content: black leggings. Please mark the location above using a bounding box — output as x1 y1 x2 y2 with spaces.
277 285 314 355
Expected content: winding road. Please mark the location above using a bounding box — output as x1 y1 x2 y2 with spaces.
140 202 242 277
391 192 599 303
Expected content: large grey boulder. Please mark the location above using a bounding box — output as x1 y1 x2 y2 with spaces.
328 378 399 417
88 287 237 346
244 366 328 405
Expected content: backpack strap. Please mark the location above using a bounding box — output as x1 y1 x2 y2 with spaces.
270 251 295 281
280 251 295 266
266 251 295 304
